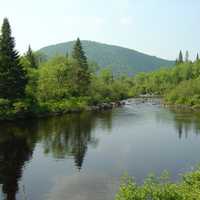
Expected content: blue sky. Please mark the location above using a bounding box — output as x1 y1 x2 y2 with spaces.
0 0 199 60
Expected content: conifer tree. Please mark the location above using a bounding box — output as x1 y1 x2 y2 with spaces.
196 53 199 62
71 38 90 96
26 45 37 68
185 50 189 62
0 18 27 99
178 50 183 64
72 38 88 70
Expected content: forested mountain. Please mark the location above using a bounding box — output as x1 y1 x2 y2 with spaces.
39 41 174 75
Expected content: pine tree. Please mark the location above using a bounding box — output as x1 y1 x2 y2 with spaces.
26 45 37 68
0 18 27 99
178 50 183 64
185 50 189 62
72 38 88 70
71 38 90 96
196 53 199 62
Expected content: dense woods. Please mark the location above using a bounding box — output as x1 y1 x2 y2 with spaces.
130 57 200 107
0 18 200 121
0 18 132 120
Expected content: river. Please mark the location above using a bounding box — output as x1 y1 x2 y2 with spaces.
1 98 200 200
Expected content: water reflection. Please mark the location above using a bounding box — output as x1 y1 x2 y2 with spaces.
0 111 113 199
37 112 109 169
154 103 200 139
0 124 37 200
1 101 200 199
174 112 200 139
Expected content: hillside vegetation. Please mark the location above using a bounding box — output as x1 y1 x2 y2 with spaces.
0 19 134 120
0 17 199 120
128 57 200 108
39 40 174 75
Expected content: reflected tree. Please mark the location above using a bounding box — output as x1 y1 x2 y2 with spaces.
154 108 200 139
0 122 37 200
38 112 99 170
0 110 113 199
38 111 112 170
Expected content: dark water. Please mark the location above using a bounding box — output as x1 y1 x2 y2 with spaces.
1 99 200 200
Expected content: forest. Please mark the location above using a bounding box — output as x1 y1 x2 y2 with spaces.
0 18 133 120
0 17 200 121
130 51 200 108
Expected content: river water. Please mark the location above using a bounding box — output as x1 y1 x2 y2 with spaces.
1 98 200 200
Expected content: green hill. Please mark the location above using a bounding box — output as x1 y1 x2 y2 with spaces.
39 40 174 75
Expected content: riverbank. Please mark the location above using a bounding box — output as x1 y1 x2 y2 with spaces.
163 99 200 112
135 95 200 112
0 99 126 121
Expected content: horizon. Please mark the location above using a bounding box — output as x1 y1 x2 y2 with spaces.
1 0 200 60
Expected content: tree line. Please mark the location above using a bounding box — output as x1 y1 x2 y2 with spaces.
176 50 199 65
0 18 132 119
1 18 199 120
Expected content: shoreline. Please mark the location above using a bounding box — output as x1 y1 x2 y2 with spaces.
162 103 200 112
0 100 126 122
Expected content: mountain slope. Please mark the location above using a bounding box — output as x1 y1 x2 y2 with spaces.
39 40 174 75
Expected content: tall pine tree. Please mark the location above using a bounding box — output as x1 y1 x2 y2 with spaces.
185 50 189 62
196 53 199 62
0 18 27 99
26 45 37 68
178 50 183 64
71 38 90 96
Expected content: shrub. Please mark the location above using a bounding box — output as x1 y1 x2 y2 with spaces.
116 168 200 200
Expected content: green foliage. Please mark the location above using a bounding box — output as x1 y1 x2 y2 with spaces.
165 78 200 107
196 53 199 62
0 18 27 99
90 68 131 104
71 38 91 96
116 168 200 200
37 56 71 101
0 98 31 119
130 61 200 97
36 97 89 114
177 50 183 64
0 19 190 120
26 45 37 68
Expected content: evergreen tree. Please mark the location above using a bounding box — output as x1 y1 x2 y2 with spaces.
72 38 88 70
196 53 199 62
178 50 183 64
185 50 189 62
71 38 90 96
0 18 27 99
26 45 37 68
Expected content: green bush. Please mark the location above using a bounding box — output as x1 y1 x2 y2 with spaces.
13 101 29 113
165 78 200 107
116 168 200 200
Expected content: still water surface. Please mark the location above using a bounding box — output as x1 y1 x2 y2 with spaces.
1 99 200 200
